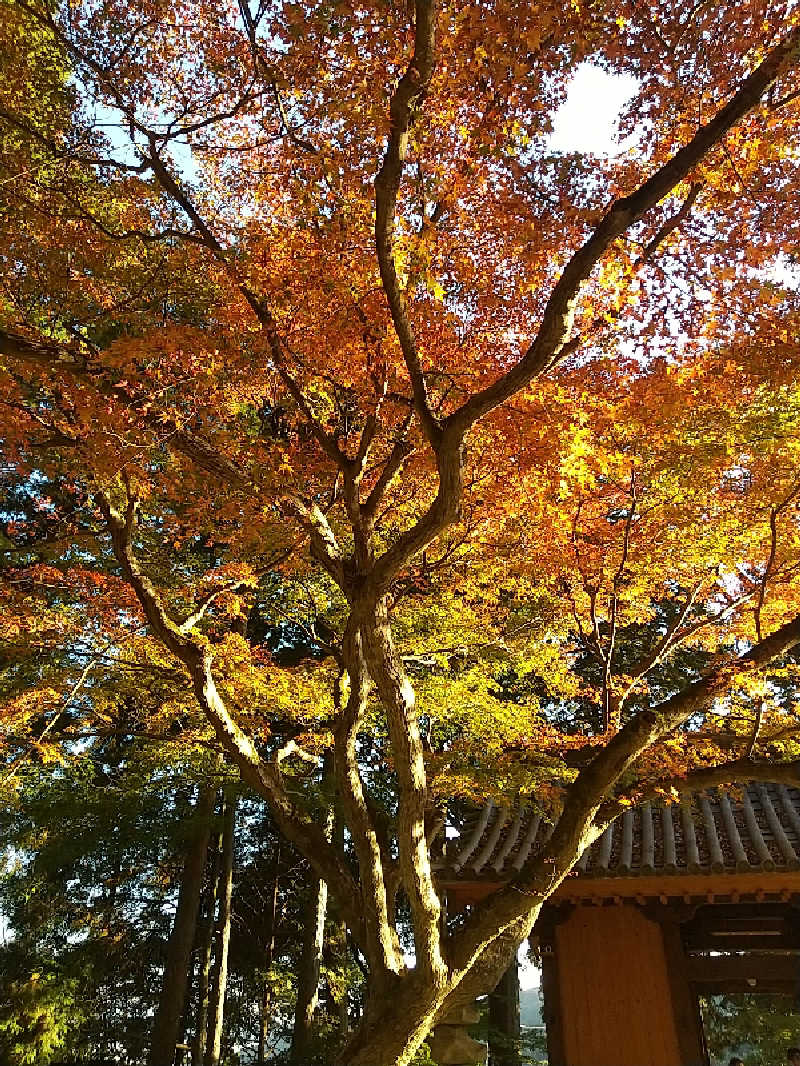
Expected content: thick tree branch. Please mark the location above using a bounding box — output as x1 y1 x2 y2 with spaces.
445 28 800 436
374 0 440 444
637 181 703 264
95 485 366 944
547 607 800 869
334 634 404 983
362 424 414 523
447 606 800 974
360 599 447 985
363 29 800 602
281 497 347 587
597 757 800 824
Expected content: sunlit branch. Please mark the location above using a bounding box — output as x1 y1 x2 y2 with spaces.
597 757 800 825
637 181 703 264
445 27 800 436
374 0 441 445
95 481 366 944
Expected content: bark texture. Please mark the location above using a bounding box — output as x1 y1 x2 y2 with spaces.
192 804 222 1066
149 784 216 1066
289 871 328 1064
204 793 236 1066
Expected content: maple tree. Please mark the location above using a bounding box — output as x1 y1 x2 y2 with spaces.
4 0 800 1060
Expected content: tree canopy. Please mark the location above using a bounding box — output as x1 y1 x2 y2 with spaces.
3 0 800 1061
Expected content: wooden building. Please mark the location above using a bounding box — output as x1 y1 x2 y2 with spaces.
434 783 800 1066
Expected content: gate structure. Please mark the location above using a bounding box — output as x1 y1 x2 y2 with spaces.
435 783 800 1066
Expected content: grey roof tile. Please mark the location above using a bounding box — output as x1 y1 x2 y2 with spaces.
434 783 800 882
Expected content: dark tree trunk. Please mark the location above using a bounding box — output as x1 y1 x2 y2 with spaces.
489 957 521 1066
325 917 350 1036
149 784 216 1066
291 753 335 1064
204 792 236 1066
289 870 328 1064
257 979 270 1066
257 848 280 1065
192 797 223 1066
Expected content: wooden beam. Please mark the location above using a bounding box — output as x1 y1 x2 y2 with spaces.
683 902 800 951
688 952 799 985
439 872 800 909
550 871 800 903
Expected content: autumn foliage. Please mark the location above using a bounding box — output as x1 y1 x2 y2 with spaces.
3 0 800 1060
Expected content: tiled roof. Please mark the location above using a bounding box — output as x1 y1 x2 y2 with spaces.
433 783 800 882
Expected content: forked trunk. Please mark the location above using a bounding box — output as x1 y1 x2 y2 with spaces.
335 985 445 1066
335 908 542 1066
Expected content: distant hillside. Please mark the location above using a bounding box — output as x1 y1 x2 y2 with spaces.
520 988 544 1029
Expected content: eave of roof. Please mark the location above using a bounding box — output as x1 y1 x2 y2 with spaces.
433 783 800 894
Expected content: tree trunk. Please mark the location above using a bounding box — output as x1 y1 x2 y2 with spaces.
257 846 280 1065
257 978 271 1066
335 980 446 1066
488 957 520 1066
149 784 216 1066
291 751 335 1064
192 799 223 1066
325 916 350 1036
290 870 328 1063
334 910 538 1066
204 792 236 1066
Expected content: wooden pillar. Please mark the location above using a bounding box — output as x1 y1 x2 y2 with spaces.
554 903 683 1066
488 957 520 1066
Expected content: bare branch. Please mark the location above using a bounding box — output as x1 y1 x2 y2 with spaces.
178 578 257 634
272 739 320 768
621 581 704 692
